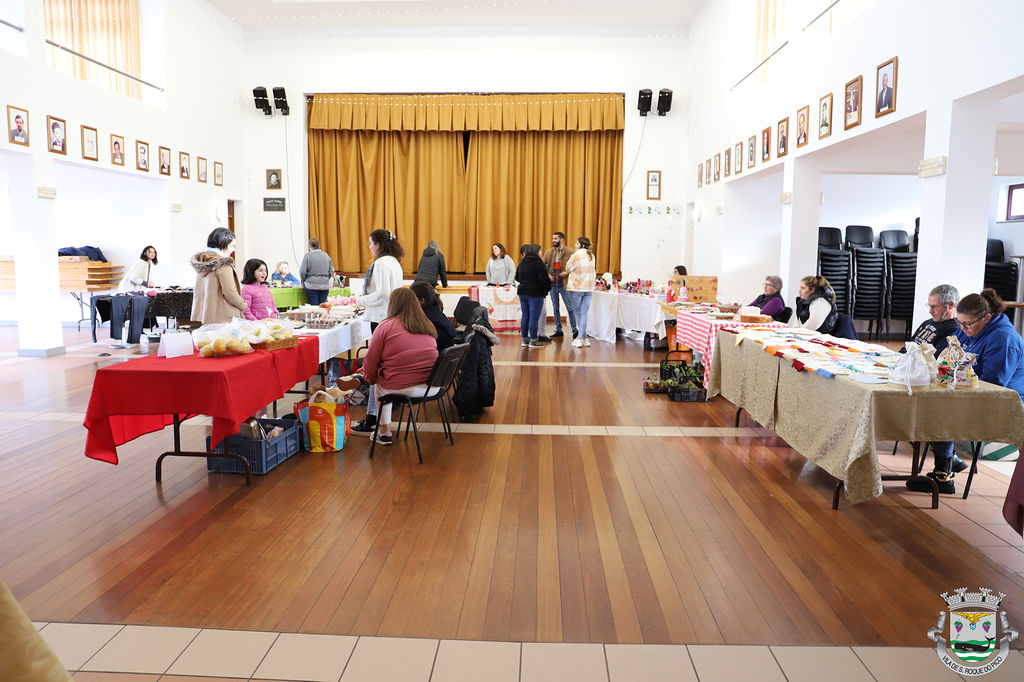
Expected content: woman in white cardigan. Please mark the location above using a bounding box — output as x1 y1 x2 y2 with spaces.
117 245 158 292
352 228 405 435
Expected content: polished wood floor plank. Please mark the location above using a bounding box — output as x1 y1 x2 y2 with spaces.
2 328 1024 646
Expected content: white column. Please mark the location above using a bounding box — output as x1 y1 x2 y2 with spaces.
779 158 822 301
915 98 997 327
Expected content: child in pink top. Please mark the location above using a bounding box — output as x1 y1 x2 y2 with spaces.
240 258 279 320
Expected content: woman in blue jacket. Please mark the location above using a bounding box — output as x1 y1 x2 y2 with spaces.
910 288 1024 495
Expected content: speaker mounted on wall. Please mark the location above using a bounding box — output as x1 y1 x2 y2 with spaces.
638 89 652 116
273 87 289 116
657 89 673 116
253 87 272 117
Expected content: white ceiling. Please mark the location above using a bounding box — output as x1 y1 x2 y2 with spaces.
205 0 706 30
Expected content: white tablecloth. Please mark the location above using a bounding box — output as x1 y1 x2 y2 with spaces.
299 319 372 363
470 285 522 332
587 291 669 343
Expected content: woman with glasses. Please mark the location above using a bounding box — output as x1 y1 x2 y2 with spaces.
748 275 785 320
909 288 1024 495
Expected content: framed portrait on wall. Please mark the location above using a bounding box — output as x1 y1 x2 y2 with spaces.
777 118 789 157
747 135 756 168
8 105 29 146
761 127 771 162
713 153 720 182
646 170 661 200
158 146 171 175
47 115 67 155
796 106 809 148
81 126 98 161
136 140 149 171
111 134 125 165
697 163 702 188
179 151 190 179
214 161 223 186
724 147 731 177
845 75 863 130
267 168 282 190
734 143 743 174
819 93 833 139
875 56 898 117
198 157 208 183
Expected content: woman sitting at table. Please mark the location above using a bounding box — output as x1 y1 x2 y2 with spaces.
270 261 300 287
354 288 439 446
240 258 279 321
118 245 158 292
749 275 786 321
673 265 687 277
486 243 516 286
410 281 456 352
909 288 1024 495
794 275 839 334
190 228 246 324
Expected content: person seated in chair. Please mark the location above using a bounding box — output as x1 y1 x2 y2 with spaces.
410 281 456 352
749 275 785 320
909 288 1024 495
794 275 839 334
907 284 959 355
349 288 439 446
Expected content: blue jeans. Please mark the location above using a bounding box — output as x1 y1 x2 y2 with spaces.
519 295 545 341
549 285 577 334
567 291 593 339
305 287 328 306
929 441 954 470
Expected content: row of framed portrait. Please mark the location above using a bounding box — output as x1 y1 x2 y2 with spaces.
697 56 898 188
6 104 224 185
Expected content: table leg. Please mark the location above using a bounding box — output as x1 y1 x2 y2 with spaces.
155 413 252 485
880 441 938 509
735 406 743 427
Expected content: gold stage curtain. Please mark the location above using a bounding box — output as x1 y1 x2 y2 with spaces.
465 130 622 275
308 93 625 132
307 129 465 274
308 93 623 274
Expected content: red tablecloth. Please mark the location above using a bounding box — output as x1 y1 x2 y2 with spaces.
84 337 319 464
675 309 787 389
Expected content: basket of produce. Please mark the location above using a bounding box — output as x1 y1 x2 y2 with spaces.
252 336 298 351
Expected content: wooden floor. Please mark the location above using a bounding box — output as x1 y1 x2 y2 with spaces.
2 326 1024 648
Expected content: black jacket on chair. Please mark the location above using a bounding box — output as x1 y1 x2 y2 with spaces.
453 310 498 421
515 254 551 298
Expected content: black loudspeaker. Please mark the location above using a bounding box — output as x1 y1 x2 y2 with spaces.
273 87 289 116
638 89 652 116
657 89 673 116
253 86 271 116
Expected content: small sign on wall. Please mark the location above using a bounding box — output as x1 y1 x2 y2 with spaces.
646 170 661 200
263 197 286 212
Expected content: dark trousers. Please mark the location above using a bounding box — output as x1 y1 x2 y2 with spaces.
110 293 149 343
305 287 328 306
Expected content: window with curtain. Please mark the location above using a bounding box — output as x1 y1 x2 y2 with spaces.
308 93 624 276
44 0 142 99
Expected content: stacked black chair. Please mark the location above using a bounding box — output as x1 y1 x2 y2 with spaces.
887 252 918 339
984 238 1018 323
987 238 1005 262
845 225 874 250
817 248 853 316
878 229 910 252
818 227 843 250
852 248 887 339
913 218 920 252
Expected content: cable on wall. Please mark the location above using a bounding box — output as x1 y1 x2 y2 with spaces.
621 114 647 192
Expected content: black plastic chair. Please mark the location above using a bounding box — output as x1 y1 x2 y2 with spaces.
984 261 1019 323
818 248 853 315
987 238 1005 263
818 227 843 250
774 306 793 324
878 229 910 252
453 297 484 343
845 225 874 250
852 248 886 338
886 252 917 338
369 343 470 463
833 313 857 340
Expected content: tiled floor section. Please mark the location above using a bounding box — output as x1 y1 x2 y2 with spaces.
35 621 1024 681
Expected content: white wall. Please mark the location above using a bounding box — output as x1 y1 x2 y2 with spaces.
0 0 245 324
234 32 691 279
990 175 1024 262
819 174 919 238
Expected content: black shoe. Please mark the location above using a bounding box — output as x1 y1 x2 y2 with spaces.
906 470 956 495
550 330 564 338
950 454 969 474
372 433 392 446
538 335 552 343
351 418 376 436
572 330 579 339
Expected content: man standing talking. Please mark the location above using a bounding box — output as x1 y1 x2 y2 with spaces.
542 232 577 339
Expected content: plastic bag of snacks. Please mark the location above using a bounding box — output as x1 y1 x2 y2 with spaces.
192 319 255 357
936 336 978 389
249 318 294 345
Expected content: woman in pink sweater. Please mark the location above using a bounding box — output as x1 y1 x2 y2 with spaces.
240 259 279 320
357 288 439 445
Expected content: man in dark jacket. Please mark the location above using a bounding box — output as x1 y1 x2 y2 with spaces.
414 240 448 288
908 284 959 354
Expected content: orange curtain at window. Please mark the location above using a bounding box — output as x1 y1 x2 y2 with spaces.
307 128 466 274
308 93 624 274
44 0 142 99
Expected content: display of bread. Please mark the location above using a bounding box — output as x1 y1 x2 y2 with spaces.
192 318 296 357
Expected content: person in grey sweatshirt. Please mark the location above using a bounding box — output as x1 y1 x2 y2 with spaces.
299 238 335 305
485 242 516 286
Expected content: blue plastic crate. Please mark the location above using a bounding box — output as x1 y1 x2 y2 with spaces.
205 418 301 474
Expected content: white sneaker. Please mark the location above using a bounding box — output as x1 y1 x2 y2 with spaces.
572 338 583 348
582 338 591 347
